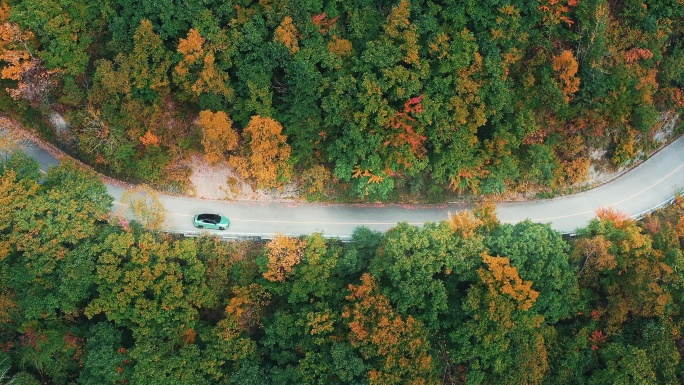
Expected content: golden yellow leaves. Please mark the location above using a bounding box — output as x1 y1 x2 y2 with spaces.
175 29 231 99
301 165 331 197
263 235 305 282
139 130 160 147
225 284 270 332
447 210 481 239
0 9 35 81
197 110 238 165
327 35 352 57
479 253 539 311
552 49 580 102
195 111 291 189
274 16 299 54
231 116 291 189
538 0 578 27
352 166 384 184
384 0 410 39
120 185 167 232
343 273 435 384
178 29 204 57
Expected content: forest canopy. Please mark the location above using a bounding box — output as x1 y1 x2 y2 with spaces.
0 0 682 200
3 150 684 384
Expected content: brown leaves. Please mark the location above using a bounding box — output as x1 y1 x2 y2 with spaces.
0 10 58 103
312 12 339 34
574 235 616 288
382 95 427 171
139 131 160 147
624 48 654 64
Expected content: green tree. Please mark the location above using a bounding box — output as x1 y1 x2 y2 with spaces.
86 232 210 338
78 323 130 385
5 161 111 320
10 0 99 75
122 19 172 102
369 222 483 328
486 221 579 322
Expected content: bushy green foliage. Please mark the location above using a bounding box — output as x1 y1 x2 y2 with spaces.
2 159 684 383
2 0 681 198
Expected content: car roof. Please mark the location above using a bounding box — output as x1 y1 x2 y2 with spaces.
197 213 221 221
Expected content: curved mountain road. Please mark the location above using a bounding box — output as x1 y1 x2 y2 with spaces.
17 132 684 240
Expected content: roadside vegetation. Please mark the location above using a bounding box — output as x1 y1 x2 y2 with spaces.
0 0 683 201
3 151 684 384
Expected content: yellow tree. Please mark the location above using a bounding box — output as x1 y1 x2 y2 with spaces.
231 115 291 189
262 235 305 282
479 253 539 311
0 4 57 102
342 273 436 385
453 253 547 384
273 16 299 54
552 50 581 102
174 28 231 100
225 284 270 333
0 169 39 259
577 215 674 333
119 185 167 232
197 110 238 164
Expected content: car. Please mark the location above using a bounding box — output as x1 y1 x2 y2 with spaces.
193 213 230 230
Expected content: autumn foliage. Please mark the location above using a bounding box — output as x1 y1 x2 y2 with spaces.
343 273 435 384
479 253 539 311
3 154 684 383
197 110 238 164
552 50 580 102
231 115 291 189
262 235 305 282
274 17 299 54
175 28 231 99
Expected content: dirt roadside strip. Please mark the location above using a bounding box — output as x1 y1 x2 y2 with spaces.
4 115 684 239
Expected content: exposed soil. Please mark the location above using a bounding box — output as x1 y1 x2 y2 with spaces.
184 154 300 201
5 110 683 204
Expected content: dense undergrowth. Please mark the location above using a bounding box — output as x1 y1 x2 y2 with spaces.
0 0 683 201
3 152 684 384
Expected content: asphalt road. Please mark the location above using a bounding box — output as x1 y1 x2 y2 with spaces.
16 132 684 239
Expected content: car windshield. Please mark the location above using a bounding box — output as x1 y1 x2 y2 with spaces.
198 214 221 222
